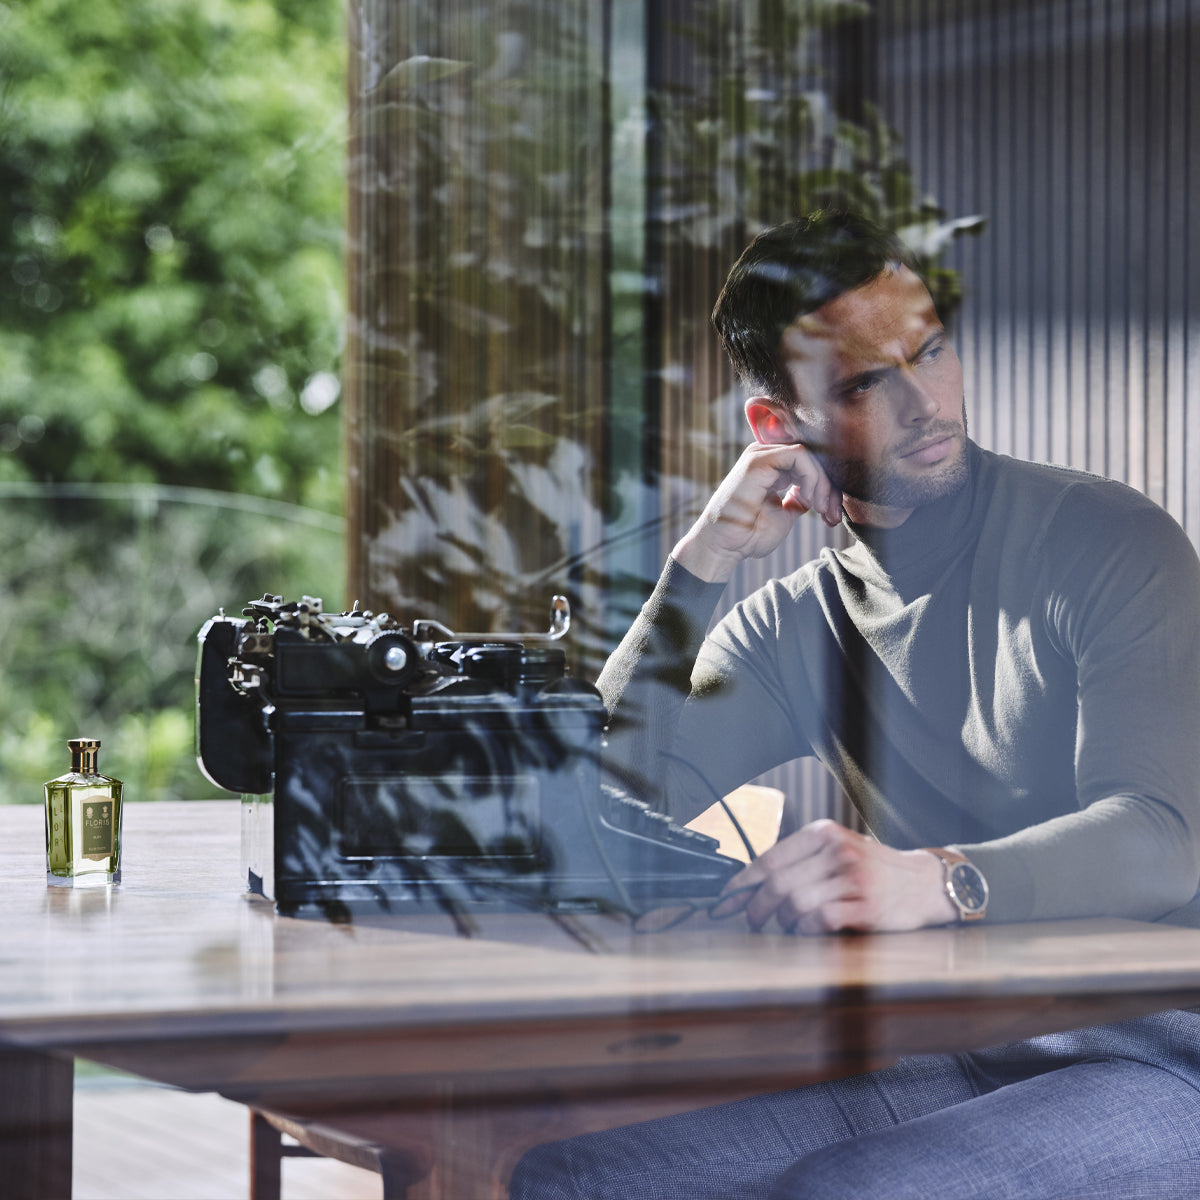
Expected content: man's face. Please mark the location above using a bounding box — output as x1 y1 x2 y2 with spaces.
768 265 968 520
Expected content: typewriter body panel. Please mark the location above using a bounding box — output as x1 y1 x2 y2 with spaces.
196 594 740 916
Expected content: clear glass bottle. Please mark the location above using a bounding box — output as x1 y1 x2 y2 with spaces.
44 738 123 888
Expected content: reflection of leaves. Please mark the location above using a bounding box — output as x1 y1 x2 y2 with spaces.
896 215 988 261
442 298 513 337
375 55 471 93
270 698 590 926
498 424 558 452
648 0 980 316
634 0 988 582
347 0 985 680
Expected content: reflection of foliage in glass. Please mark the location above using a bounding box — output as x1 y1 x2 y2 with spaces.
643 0 985 508
346 1 983 685
346 1 612 671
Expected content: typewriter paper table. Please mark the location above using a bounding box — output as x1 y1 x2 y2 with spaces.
5 802 1200 1200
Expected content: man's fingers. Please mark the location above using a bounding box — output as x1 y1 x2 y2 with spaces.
780 479 830 520
741 849 847 930
723 820 836 893
719 821 877 932
717 820 954 936
672 441 842 580
780 484 811 515
824 486 844 527
789 899 868 936
756 867 874 934
748 441 827 492
747 442 842 528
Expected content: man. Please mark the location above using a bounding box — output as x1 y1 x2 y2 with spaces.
510 210 1200 1198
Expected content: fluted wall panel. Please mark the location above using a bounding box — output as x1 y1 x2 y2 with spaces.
876 0 1199 543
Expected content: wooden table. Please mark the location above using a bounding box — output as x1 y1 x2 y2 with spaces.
5 801 1200 1199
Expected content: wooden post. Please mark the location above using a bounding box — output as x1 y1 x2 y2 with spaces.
0 1046 73 1200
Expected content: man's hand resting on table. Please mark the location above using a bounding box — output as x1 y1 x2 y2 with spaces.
714 819 959 933
672 440 843 584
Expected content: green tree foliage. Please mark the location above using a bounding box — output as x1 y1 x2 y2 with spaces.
0 0 345 507
0 0 347 801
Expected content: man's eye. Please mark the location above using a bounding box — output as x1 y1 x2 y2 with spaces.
845 377 877 397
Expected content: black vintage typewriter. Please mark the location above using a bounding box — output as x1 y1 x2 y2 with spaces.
195 592 740 916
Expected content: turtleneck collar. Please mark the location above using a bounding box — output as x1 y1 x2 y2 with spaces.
838 440 987 584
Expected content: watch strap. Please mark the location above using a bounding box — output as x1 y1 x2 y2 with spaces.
922 846 988 922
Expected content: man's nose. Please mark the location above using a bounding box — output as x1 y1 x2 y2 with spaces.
894 370 940 423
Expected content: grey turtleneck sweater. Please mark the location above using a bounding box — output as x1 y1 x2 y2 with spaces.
598 441 1200 924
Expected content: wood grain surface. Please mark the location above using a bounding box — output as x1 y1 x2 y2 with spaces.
7 802 1200 1041
5 801 1200 1198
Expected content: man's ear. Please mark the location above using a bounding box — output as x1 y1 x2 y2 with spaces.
745 397 801 446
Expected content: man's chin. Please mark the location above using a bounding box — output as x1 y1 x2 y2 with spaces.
884 451 970 508
834 444 969 510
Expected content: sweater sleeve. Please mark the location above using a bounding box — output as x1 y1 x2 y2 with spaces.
597 558 813 825
958 488 1200 923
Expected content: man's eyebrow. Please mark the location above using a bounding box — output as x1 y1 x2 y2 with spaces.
831 328 947 392
832 366 881 393
913 328 947 359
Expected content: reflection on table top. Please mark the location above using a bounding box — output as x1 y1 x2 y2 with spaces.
5 801 1200 1052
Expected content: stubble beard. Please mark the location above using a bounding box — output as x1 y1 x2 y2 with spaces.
818 405 971 511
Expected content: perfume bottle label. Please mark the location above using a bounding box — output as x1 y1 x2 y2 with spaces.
81 796 114 860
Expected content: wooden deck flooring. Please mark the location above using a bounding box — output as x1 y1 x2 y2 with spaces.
74 1073 382 1200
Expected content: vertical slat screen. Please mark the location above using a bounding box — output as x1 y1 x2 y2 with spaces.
875 0 1198 547
344 1 610 675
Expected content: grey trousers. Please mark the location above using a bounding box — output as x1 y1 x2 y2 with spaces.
508 1011 1200 1199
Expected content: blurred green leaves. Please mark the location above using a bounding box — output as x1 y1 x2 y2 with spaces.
0 0 347 800
0 0 346 507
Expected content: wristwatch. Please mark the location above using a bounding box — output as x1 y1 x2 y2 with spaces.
923 847 989 922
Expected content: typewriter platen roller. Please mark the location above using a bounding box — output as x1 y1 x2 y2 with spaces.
196 593 741 916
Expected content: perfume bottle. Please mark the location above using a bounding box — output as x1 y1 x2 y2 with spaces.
44 738 123 888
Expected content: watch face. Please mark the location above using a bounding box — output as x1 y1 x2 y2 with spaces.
949 862 988 913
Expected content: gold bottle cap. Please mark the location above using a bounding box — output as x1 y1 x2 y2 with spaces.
68 739 101 773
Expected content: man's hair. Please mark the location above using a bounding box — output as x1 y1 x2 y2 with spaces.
712 209 913 408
